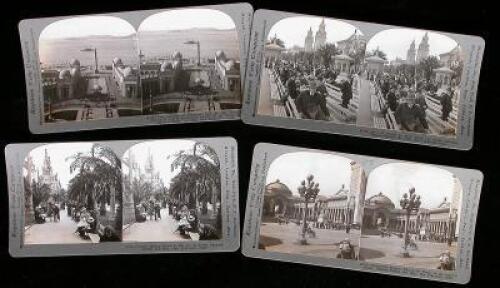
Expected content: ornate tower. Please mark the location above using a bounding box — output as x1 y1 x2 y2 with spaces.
417 32 430 63
304 27 314 52
314 18 327 51
406 40 416 65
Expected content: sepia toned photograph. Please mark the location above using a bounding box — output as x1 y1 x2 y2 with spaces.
23 143 123 244
122 140 222 242
137 8 242 115
360 163 462 270
257 16 366 124
361 29 463 135
39 16 141 123
258 152 366 260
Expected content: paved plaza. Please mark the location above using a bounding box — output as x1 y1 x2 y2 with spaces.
122 208 190 242
360 234 457 269
24 208 91 245
259 222 361 258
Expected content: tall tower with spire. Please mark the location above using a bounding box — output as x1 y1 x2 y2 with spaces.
417 32 430 63
406 40 416 65
40 149 61 199
304 27 314 52
314 19 327 51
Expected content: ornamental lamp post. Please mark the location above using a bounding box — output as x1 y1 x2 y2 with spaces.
184 40 201 66
399 187 421 257
296 174 320 245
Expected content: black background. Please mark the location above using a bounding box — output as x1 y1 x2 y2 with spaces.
0 0 497 287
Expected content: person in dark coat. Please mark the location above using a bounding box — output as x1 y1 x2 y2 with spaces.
316 77 331 119
440 90 453 121
415 89 428 111
387 87 398 112
336 238 356 259
285 76 298 100
437 251 455 270
395 93 429 133
295 79 327 120
340 80 353 108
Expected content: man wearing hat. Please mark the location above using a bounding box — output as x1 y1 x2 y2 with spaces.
340 79 353 108
437 250 455 270
295 78 328 120
336 238 356 259
394 92 429 133
440 88 453 121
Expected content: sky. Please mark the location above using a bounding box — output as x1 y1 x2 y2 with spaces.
39 16 136 40
123 140 215 188
265 152 353 197
138 8 236 32
365 163 458 209
24 143 96 190
268 16 360 49
365 28 458 61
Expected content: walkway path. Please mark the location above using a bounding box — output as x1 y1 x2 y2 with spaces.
356 78 374 127
257 68 274 116
123 209 190 242
24 208 89 245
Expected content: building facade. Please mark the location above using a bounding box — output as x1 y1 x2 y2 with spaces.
38 149 62 202
304 27 314 53
362 175 462 243
313 19 327 51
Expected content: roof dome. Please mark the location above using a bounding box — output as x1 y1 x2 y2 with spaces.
173 60 182 70
59 69 71 80
224 59 236 70
70 59 80 67
70 67 81 78
173 51 182 60
160 62 173 72
366 192 394 207
333 54 354 61
265 179 292 197
122 67 132 77
438 197 451 209
365 55 386 63
215 50 226 60
113 57 123 65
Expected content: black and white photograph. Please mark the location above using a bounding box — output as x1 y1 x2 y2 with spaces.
360 163 462 270
257 16 366 123
122 140 222 242
360 29 462 135
137 8 242 115
23 143 123 244
39 16 141 123
258 152 366 260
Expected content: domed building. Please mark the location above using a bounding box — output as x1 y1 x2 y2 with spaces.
362 192 395 229
362 190 460 243
214 49 240 94
262 179 296 218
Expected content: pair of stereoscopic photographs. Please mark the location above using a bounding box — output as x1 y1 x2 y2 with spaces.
19 4 483 150
6 139 482 283
11 1 485 284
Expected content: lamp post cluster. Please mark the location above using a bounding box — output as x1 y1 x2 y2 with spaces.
297 174 320 245
399 187 421 257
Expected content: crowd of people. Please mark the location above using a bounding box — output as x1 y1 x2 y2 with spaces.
34 202 60 224
371 71 455 133
267 60 355 121
135 199 163 222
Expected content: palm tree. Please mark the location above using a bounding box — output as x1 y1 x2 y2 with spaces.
67 144 122 231
169 142 220 216
317 43 338 68
417 56 441 81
